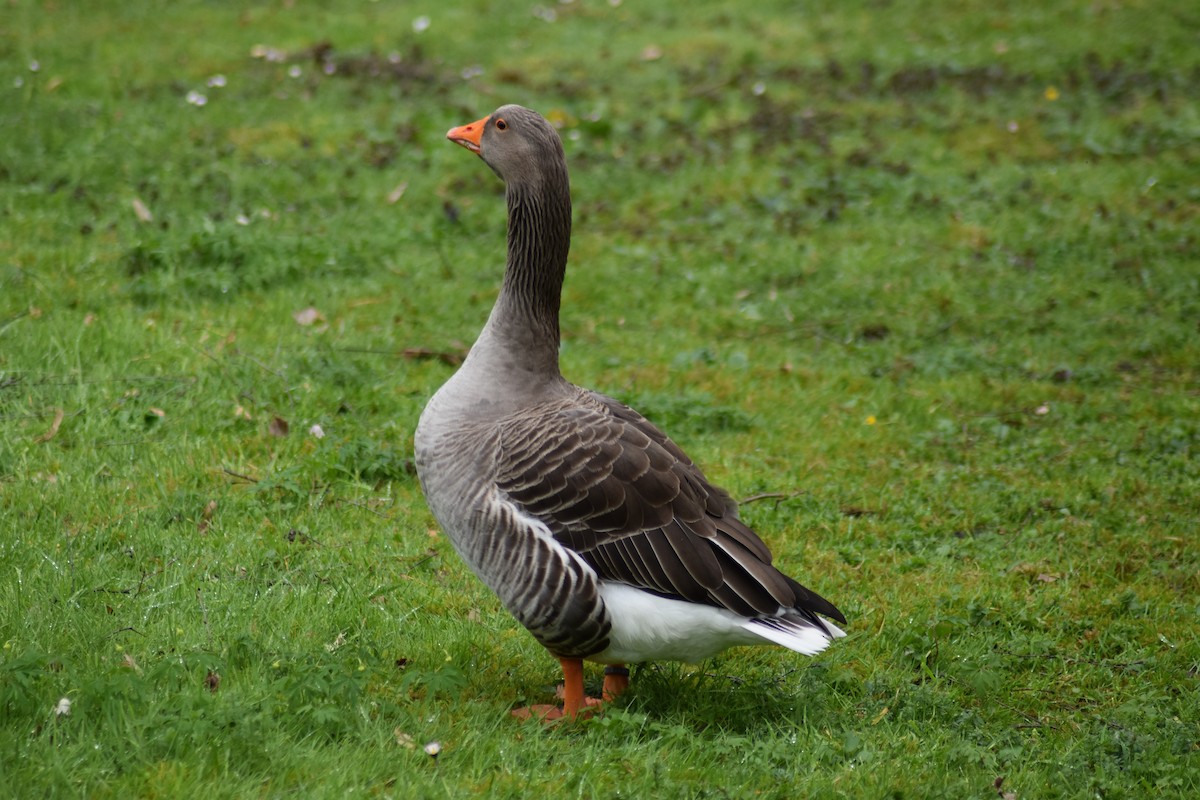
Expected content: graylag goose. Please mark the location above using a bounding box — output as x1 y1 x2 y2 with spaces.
415 105 846 721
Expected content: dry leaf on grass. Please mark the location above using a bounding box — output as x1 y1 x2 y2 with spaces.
198 500 217 534
269 415 290 437
34 408 65 443
132 197 153 222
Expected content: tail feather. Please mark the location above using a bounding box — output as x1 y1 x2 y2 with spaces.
743 615 844 656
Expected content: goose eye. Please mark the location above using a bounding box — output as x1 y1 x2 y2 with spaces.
494 118 507 131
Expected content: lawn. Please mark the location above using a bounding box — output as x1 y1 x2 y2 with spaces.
2 0 1198 797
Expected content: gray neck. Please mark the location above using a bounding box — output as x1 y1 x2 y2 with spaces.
482 169 572 376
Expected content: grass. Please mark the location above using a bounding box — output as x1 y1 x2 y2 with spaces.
2 0 1198 796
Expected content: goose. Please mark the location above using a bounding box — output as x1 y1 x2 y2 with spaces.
414 105 846 721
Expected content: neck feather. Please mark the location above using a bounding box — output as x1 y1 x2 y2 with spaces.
491 168 572 365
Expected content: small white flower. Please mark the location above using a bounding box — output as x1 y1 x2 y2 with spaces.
309 424 325 439
412 16 431 33
423 741 441 757
207 74 227 88
235 214 251 226
29 60 40 72
288 65 302 78
752 81 766 96
186 90 208 107
55 697 71 717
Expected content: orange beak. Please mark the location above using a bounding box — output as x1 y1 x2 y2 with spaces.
446 115 488 155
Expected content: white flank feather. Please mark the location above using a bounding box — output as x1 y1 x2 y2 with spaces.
594 582 841 665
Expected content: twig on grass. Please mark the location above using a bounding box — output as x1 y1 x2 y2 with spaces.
398 551 438 571
328 346 398 355
310 481 334 511
998 649 1148 672
993 697 1061 731
189 343 229 370
738 490 807 506
90 561 175 598
401 347 466 366
108 626 144 638
222 468 259 484
0 373 197 388
325 345 466 366
337 497 395 519
135 561 175 597
0 310 31 332
241 352 288 382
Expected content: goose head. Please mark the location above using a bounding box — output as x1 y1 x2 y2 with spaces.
446 104 566 187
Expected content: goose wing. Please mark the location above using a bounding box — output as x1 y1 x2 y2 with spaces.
494 391 845 624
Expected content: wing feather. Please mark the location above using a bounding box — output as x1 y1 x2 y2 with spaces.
494 389 845 625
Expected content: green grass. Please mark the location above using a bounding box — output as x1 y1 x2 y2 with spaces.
2 0 1198 796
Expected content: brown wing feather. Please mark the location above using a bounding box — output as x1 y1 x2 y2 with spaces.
494 389 845 624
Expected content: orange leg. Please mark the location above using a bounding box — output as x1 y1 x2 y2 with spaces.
512 658 615 722
602 665 630 701
559 657 588 719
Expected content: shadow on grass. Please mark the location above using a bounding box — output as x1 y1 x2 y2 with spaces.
581 659 855 735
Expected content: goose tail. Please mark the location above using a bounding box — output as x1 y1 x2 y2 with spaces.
743 615 846 656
